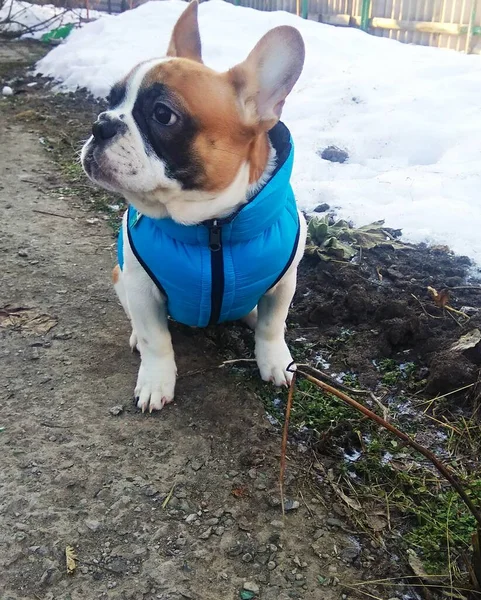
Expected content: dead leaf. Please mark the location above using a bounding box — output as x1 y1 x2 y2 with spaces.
407 548 444 584
376 266 383 282
65 545 78 575
0 306 57 334
231 486 249 499
427 286 450 308
451 329 481 352
365 514 387 531
407 549 429 579
330 482 362 512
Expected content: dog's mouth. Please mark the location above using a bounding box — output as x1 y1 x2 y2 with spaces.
81 139 119 192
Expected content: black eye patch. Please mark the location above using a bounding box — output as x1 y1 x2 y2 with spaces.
132 83 204 190
107 82 127 109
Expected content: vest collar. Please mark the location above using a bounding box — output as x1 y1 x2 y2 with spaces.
130 122 294 245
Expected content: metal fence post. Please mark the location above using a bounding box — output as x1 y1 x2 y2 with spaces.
466 0 477 53
360 0 371 32
301 0 308 18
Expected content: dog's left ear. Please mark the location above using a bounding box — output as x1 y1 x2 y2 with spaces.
167 0 203 63
229 26 305 131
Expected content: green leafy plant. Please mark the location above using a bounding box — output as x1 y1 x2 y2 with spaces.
305 215 406 261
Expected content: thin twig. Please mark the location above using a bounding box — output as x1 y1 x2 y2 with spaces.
296 363 370 395
0 5 81 38
424 414 463 435
448 305 470 321
341 585 383 600
298 489 315 519
370 391 389 421
411 293 443 319
416 383 477 407
385 490 392 531
33 209 75 220
296 369 481 529
162 482 176 509
445 306 465 327
447 495 455 596
280 372 296 517
221 358 256 367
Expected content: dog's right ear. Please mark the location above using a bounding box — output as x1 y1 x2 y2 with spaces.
229 26 305 131
167 0 203 63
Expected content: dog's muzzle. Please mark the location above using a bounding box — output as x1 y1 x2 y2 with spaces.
81 111 129 189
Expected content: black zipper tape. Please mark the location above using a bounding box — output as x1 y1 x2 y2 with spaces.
207 220 224 326
267 212 301 291
126 209 168 300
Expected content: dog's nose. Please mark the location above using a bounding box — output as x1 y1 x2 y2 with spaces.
92 113 121 141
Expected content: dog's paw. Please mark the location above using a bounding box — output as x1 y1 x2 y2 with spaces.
134 356 177 413
255 338 295 387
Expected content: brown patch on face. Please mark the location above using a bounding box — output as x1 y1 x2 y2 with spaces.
142 60 270 192
112 264 120 285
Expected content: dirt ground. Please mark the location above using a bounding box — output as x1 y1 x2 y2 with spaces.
2 39 481 600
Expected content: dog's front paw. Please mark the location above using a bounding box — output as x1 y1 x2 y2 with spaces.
255 338 295 387
135 355 177 413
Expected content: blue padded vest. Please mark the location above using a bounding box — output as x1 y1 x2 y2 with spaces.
118 122 300 328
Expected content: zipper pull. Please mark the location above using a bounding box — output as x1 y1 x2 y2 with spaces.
208 220 222 252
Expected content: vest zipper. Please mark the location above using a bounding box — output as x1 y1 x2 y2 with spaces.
207 219 224 326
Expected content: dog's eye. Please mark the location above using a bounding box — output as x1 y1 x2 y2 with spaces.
153 103 177 126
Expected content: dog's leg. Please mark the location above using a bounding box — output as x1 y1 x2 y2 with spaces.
121 218 177 412
255 211 307 386
255 272 297 386
112 264 138 352
124 269 177 411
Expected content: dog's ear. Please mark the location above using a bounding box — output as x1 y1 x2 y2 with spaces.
229 26 304 131
167 0 203 63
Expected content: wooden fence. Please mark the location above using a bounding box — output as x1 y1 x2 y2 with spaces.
227 0 481 53
31 0 481 53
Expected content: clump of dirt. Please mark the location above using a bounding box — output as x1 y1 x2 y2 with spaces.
291 245 481 399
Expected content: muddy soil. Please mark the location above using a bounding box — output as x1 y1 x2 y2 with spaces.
1 38 481 600
291 248 481 396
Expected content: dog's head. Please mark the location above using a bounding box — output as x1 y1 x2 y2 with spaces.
81 1 304 223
